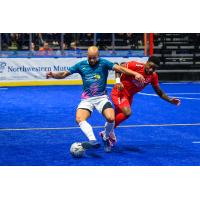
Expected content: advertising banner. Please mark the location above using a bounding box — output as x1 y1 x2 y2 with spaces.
0 57 148 84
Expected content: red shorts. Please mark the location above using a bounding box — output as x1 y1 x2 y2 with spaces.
111 87 133 112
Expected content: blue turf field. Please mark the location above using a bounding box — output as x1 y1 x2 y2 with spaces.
0 83 200 166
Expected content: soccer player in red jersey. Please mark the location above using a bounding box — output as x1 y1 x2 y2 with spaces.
100 56 181 146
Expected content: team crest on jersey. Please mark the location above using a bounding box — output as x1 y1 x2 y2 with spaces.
94 74 101 80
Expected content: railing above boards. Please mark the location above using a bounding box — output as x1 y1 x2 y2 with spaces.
0 50 145 58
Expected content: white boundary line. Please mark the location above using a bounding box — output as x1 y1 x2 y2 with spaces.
175 97 200 100
138 92 200 100
166 93 200 95
138 92 200 96
162 82 200 84
138 92 157 96
192 141 200 144
1 123 200 131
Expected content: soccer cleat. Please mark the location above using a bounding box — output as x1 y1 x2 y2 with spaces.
99 131 112 153
99 131 117 147
81 140 100 150
109 131 117 145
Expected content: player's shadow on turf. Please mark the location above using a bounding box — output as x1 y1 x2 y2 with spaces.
113 145 144 154
86 151 103 158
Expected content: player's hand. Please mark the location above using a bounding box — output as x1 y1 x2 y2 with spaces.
114 83 124 91
46 72 54 79
135 73 145 83
170 98 181 106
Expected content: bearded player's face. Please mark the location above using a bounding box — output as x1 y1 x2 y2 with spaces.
145 62 156 75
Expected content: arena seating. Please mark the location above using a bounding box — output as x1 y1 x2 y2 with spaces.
154 33 200 81
1 33 200 81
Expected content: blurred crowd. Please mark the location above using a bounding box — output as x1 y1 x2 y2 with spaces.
0 33 144 51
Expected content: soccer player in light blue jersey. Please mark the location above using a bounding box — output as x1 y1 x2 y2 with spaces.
47 46 145 152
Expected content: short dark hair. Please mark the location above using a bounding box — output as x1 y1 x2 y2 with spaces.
148 56 160 67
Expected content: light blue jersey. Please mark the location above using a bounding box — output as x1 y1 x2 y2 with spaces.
67 58 115 99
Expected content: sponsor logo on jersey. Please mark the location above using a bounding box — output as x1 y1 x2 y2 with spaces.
136 64 143 67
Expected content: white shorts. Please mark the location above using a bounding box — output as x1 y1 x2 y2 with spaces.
77 95 113 114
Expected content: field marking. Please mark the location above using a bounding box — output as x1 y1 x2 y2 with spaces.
138 92 157 96
162 82 200 84
139 92 200 96
192 141 200 144
175 97 200 100
1 123 200 132
138 92 200 100
166 93 200 95
0 88 8 90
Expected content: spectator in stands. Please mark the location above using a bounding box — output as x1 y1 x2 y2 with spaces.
79 33 94 46
30 42 36 51
69 41 81 56
2 43 9 51
61 42 68 50
52 33 61 46
86 33 93 39
28 42 37 56
1 34 11 48
96 33 112 50
126 33 135 48
64 33 73 47
9 33 19 50
55 42 68 56
70 41 80 51
39 42 53 55
32 33 44 48
17 34 24 50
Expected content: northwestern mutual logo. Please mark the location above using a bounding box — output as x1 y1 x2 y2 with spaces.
0 62 6 73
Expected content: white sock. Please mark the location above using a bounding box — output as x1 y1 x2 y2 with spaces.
104 121 115 137
79 121 96 141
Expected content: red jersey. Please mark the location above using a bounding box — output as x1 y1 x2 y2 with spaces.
120 61 159 97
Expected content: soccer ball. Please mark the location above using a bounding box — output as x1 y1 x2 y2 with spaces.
70 142 85 158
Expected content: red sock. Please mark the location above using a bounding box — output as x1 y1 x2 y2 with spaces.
115 112 129 128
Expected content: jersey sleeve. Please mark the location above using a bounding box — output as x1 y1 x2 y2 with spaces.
151 72 159 86
66 61 81 74
126 61 137 71
102 59 115 70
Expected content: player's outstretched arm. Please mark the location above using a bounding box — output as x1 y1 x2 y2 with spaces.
46 71 71 79
153 85 181 106
113 64 145 83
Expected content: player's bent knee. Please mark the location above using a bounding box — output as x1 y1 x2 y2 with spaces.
122 106 132 117
76 116 87 124
76 117 83 124
106 115 115 123
102 102 115 122
76 108 91 124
